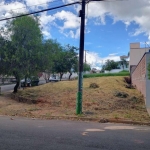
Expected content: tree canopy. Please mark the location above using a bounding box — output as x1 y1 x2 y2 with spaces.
52 45 78 80
0 14 80 92
104 60 119 71
0 15 43 92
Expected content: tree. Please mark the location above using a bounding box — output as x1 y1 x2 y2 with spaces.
0 15 43 93
64 45 78 80
52 45 78 80
41 39 62 82
52 50 68 80
83 63 91 72
104 60 118 71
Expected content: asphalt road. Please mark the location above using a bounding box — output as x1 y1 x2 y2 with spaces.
0 80 46 93
0 116 150 150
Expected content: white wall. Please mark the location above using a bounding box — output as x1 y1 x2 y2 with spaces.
105 68 129 73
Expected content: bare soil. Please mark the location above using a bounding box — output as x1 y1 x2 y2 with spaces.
0 76 150 122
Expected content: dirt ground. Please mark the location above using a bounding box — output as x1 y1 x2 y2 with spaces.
0 76 150 122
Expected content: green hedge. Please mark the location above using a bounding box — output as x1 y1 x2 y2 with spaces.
83 72 130 78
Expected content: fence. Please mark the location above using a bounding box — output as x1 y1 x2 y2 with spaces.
131 52 150 113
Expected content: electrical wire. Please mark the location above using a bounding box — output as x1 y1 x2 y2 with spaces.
0 0 61 8
86 0 128 4
0 1 80 21
0 0 63 14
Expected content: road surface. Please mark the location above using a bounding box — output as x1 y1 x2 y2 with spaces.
0 79 46 93
0 116 150 150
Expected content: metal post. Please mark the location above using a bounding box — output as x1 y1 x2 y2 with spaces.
76 0 85 114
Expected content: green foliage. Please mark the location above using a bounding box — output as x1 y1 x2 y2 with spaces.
104 59 119 71
52 45 78 80
83 72 130 78
0 14 80 89
119 70 129 73
0 15 43 92
89 83 99 88
83 63 91 72
42 39 62 72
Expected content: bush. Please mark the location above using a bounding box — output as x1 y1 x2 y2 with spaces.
114 91 129 98
89 83 99 88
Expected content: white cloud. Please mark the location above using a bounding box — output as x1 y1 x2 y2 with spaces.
86 0 150 39
54 10 80 30
1 0 150 42
25 0 51 10
86 51 120 69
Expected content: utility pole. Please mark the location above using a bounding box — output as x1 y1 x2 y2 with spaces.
76 0 85 114
76 0 104 114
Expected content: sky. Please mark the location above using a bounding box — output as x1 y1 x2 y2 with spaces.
0 0 150 69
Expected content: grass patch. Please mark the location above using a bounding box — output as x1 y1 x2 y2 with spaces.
119 70 129 73
83 72 130 78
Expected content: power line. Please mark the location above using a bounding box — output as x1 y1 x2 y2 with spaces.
0 1 80 22
86 0 127 3
0 0 61 8
0 0 62 14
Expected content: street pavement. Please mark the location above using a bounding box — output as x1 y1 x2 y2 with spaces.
0 79 46 93
0 116 150 150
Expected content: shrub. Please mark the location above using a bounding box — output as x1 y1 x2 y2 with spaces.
114 91 129 98
89 83 99 88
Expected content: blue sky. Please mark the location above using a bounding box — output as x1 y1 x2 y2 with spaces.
0 0 150 69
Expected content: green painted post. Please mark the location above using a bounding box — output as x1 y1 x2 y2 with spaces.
76 0 85 114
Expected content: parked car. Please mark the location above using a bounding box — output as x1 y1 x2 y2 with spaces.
21 76 39 87
49 75 59 82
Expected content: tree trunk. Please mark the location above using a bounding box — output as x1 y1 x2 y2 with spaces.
14 81 20 93
13 71 20 93
68 72 72 80
60 73 63 81
122 65 124 70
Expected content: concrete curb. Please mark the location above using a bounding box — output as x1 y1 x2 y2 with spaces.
41 115 150 126
1 115 150 126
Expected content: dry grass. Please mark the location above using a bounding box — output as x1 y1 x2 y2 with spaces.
0 76 150 122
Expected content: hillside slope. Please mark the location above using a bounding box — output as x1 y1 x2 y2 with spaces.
0 76 150 122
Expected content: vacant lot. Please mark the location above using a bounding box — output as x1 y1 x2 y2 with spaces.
0 76 150 122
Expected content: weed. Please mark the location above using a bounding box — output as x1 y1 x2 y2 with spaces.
45 113 51 118
28 107 40 111
124 113 131 118
114 114 119 119
114 91 128 98
89 83 99 88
